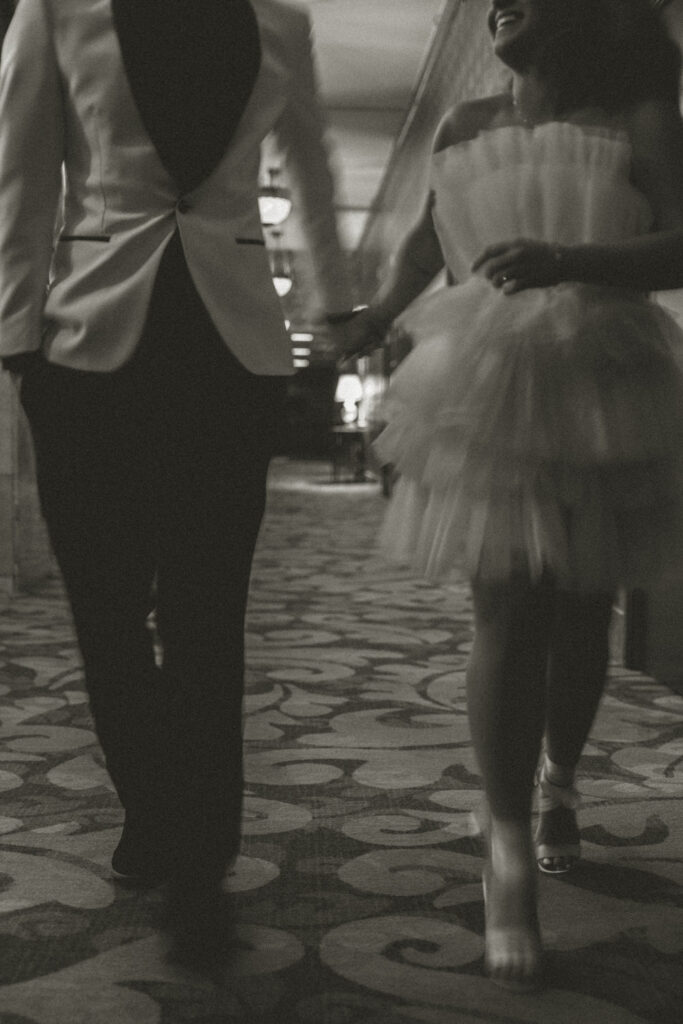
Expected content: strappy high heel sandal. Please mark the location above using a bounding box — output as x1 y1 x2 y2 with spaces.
534 760 580 876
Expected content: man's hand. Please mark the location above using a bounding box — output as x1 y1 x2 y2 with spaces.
328 307 389 369
472 239 568 294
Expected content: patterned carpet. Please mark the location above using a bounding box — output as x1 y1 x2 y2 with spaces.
0 457 681 1024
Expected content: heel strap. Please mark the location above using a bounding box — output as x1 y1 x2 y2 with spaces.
536 767 580 813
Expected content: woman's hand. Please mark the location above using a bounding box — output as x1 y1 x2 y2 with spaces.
472 239 568 294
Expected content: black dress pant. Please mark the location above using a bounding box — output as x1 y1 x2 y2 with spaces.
20 234 285 882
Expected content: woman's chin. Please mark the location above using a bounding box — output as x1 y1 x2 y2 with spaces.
493 37 535 72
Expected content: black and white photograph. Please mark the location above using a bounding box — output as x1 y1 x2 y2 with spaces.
0 1 681 1021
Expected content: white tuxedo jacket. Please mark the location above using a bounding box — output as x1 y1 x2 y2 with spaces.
0 0 353 374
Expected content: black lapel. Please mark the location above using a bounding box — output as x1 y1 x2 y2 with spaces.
0 0 15 46
111 0 261 194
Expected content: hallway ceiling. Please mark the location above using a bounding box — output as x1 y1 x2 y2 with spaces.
299 0 444 250
265 0 445 331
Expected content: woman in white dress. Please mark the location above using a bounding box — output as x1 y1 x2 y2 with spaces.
341 0 683 992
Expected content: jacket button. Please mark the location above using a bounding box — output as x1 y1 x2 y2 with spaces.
177 199 191 213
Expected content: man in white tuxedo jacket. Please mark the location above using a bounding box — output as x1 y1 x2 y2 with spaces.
0 0 353 963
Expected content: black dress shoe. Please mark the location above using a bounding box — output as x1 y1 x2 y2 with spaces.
111 819 173 885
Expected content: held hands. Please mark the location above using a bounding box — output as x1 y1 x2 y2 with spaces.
329 306 389 369
472 239 568 294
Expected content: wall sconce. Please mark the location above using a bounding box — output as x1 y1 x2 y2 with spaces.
258 166 292 227
335 373 363 425
269 229 293 297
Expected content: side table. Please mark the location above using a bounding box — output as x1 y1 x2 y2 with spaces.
329 425 368 483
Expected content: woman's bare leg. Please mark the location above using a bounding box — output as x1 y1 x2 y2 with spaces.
467 572 555 987
546 589 613 764
536 589 613 872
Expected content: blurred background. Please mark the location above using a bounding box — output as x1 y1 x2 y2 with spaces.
2 0 683 586
266 0 683 464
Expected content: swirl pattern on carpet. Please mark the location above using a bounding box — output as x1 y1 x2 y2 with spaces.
0 459 681 1023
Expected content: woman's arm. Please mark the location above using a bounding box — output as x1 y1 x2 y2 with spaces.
336 198 444 362
473 99 683 294
339 100 506 361
366 195 445 332
370 98 510 327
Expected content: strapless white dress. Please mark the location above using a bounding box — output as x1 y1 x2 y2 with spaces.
374 122 683 591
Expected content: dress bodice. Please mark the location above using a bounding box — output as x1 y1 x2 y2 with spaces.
431 121 654 283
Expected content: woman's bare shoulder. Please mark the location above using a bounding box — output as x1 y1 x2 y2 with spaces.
433 94 511 153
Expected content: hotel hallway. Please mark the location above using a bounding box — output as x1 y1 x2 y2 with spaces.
0 457 681 1024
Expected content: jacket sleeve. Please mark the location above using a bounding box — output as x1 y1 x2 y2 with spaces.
271 8 354 316
0 0 64 358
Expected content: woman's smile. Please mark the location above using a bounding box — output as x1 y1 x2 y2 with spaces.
494 8 524 35
488 2 529 39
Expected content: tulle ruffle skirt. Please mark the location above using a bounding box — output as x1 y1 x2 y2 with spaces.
374 278 683 591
